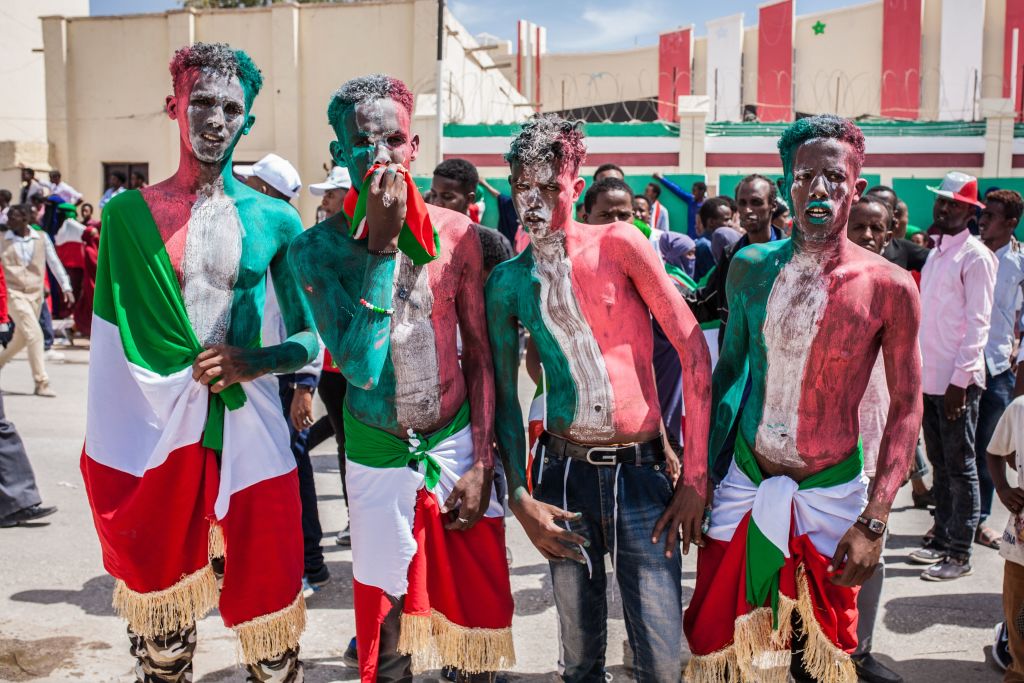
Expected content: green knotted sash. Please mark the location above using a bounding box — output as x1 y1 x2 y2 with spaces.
342 401 471 490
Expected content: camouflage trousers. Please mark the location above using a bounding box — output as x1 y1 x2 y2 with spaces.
127 559 302 682
128 625 302 683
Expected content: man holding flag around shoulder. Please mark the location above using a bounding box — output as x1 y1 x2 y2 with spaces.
289 74 513 683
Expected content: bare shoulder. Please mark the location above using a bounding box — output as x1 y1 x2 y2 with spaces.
486 248 531 296
848 246 917 292
290 214 348 260
428 203 473 241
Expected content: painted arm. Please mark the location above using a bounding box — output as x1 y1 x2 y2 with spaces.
288 233 396 390
622 225 712 492
708 257 751 464
455 228 496 468
486 268 526 495
618 225 712 556
260 217 320 374
869 272 923 515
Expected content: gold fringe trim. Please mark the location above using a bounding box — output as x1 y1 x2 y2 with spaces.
208 523 225 559
396 610 516 674
112 565 218 638
234 592 307 665
792 566 857 683
685 565 856 683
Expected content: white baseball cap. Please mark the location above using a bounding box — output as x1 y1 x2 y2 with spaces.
234 153 302 198
309 166 352 196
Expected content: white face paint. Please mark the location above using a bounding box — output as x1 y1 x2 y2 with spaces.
511 163 574 238
184 71 249 165
754 252 829 467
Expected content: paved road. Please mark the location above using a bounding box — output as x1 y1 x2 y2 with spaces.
0 344 1009 681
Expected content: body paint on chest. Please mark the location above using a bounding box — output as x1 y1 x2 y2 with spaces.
181 178 242 346
530 230 615 441
389 253 442 430
754 251 829 467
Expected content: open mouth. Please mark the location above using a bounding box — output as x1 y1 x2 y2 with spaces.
805 203 832 224
200 132 224 143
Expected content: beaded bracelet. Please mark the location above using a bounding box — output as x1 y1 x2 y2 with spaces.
360 298 394 315
368 247 399 257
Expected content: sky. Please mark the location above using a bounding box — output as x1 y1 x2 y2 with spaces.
90 0 859 52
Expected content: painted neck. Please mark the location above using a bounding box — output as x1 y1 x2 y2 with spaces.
172 141 236 195
791 226 847 263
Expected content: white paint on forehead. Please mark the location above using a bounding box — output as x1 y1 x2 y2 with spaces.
182 179 241 347
515 164 556 237
531 230 615 441
755 252 829 467
389 254 442 430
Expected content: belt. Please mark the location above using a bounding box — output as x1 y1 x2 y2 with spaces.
538 431 665 466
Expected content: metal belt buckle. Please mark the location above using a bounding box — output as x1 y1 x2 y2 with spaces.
585 446 620 465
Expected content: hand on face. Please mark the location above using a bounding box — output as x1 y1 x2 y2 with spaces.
789 138 865 242
171 70 252 165
338 98 418 190
365 163 408 252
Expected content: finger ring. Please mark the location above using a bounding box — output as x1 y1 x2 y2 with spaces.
304 417 313 425
457 517 469 524
382 193 395 208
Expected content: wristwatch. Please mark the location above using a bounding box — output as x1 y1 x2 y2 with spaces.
856 515 886 535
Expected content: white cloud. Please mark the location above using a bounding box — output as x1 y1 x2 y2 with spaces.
555 3 663 51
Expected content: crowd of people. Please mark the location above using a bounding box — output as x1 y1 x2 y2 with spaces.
4 39 1024 683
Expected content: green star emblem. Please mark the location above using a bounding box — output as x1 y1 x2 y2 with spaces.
812 20 826 35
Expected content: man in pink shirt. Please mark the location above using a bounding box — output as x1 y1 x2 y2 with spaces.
911 171 998 581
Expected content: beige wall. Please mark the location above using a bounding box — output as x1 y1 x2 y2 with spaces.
539 46 658 112
43 0 524 223
794 1 882 117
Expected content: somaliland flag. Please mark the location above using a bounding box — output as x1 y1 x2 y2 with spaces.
343 164 440 265
81 190 304 660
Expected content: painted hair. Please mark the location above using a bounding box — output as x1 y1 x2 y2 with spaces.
170 42 263 106
583 176 633 213
327 74 415 130
506 115 587 177
778 115 866 205
986 189 1024 223
433 158 479 195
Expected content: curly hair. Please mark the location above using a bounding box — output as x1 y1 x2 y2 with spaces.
170 42 263 106
506 115 587 177
327 74 414 130
778 115 865 205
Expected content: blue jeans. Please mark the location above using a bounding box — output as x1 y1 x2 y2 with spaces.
530 450 682 683
922 386 982 559
976 368 1016 521
277 375 325 576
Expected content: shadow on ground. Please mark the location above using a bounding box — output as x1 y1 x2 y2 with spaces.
9 573 117 617
883 592 1002 632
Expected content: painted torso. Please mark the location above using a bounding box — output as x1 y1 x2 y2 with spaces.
295 204 470 436
497 222 663 444
140 180 295 349
728 239 907 479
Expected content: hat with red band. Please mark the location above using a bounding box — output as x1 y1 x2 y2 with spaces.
926 171 986 209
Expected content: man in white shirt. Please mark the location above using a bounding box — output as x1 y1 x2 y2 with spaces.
97 171 126 209
975 190 1024 550
0 205 74 397
911 172 998 581
47 170 82 205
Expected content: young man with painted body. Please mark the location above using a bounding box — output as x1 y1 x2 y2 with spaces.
684 116 922 683
80 43 317 682
910 172 998 581
486 116 712 683
288 75 513 683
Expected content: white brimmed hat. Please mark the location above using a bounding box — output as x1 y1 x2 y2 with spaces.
926 171 985 209
234 153 302 198
309 166 352 196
